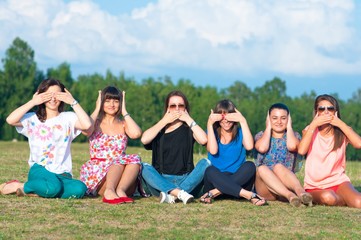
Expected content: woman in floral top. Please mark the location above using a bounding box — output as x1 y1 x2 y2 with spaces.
1 79 91 198
254 103 312 207
80 86 142 204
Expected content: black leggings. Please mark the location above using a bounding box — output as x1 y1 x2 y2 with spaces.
203 161 256 198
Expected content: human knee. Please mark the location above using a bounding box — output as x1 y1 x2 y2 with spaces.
273 163 285 171
141 163 155 179
205 165 218 176
319 192 338 206
141 162 152 170
196 158 211 169
351 196 361 208
273 163 289 175
257 165 268 174
44 183 62 198
243 161 256 174
62 181 87 199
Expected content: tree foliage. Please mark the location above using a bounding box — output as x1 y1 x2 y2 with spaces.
0 37 37 140
1 37 361 159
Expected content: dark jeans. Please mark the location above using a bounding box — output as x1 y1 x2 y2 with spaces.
203 161 256 198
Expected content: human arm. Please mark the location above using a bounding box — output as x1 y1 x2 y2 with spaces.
331 112 361 149
122 91 142 139
56 88 92 131
226 109 254 150
141 110 181 145
206 109 222 154
179 110 207 145
254 112 272 153
82 90 102 136
286 113 300 152
6 91 53 127
298 113 333 155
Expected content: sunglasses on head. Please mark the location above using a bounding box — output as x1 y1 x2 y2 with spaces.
169 104 185 110
317 106 335 112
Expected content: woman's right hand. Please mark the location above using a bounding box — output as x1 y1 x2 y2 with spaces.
95 90 102 110
208 109 222 125
162 110 182 124
310 113 333 129
32 91 52 106
265 112 271 129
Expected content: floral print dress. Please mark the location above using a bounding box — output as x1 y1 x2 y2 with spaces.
80 130 141 195
254 131 302 172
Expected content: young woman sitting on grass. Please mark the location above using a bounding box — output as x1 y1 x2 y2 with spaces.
141 90 211 204
254 103 312 207
298 94 361 208
0 79 91 198
200 99 267 206
80 86 143 204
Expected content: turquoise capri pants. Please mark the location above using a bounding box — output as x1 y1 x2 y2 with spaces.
24 163 87 199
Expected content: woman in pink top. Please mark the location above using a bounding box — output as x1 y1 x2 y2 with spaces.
298 94 361 208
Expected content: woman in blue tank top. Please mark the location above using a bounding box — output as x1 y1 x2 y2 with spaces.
200 99 266 206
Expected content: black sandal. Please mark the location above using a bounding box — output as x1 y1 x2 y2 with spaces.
249 192 267 206
200 192 214 204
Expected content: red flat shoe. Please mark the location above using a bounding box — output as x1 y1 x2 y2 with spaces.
119 197 134 203
102 197 125 204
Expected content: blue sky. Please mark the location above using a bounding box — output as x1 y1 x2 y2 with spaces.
1 0 360 100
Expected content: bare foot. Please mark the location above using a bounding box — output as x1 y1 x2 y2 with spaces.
103 189 119 200
116 189 128 198
300 192 313 207
0 181 23 195
289 196 302 207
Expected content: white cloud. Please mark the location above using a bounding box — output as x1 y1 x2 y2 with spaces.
0 0 360 77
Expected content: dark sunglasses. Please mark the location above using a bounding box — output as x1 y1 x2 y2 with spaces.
317 106 336 112
169 104 185 110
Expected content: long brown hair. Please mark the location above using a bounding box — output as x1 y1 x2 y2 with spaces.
36 79 65 122
163 90 190 114
314 94 345 151
98 86 123 121
213 99 239 142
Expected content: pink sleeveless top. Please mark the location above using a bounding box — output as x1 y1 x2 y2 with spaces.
304 128 350 190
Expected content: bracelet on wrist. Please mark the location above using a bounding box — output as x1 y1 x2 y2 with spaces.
189 121 197 129
123 113 130 118
70 100 78 108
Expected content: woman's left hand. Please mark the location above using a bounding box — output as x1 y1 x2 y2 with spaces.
330 111 342 127
225 109 245 123
56 88 76 105
179 109 192 123
122 91 127 115
287 113 293 130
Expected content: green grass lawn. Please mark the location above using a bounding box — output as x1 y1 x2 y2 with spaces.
1 141 361 239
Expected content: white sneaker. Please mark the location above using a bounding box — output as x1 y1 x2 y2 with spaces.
177 190 194 204
159 192 176 204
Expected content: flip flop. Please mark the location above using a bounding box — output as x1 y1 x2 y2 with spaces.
200 192 214 204
249 192 268 206
0 180 20 194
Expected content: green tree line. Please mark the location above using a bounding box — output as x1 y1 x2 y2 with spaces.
1 37 361 160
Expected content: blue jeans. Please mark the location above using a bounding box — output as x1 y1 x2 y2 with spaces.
141 158 211 197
